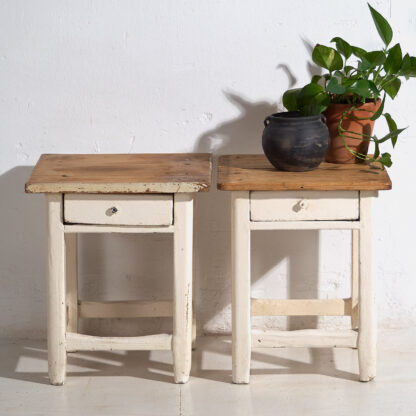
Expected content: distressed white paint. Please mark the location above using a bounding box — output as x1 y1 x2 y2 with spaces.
231 191 251 384
250 191 359 221
66 332 172 351
78 300 173 318
1 0 416 341
65 233 78 333
358 191 376 381
250 220 360 230
251 298 352 316
252 329 358 348
64 194 173 226
46 194 66 385
172 193 194 383
64 224 174 233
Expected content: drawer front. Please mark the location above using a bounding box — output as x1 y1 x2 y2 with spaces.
250 191 359 221
64 194 173 226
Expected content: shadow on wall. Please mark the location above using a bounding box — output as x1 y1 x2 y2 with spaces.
0 166 47 339
192 90 320 334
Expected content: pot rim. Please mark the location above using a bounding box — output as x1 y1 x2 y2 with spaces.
326 98 381 108
268 111 323 121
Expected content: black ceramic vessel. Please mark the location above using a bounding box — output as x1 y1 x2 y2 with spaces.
262 111 329 172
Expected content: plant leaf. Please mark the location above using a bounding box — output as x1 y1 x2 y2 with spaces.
379 152 392 167
347 79 374 98
376 127 406 144
326 77 347 94
368 3 393 47
373 137 380 159
368 80 380 99
351 46 367 59
361 50 386 70
370 93 385 120
330 37 352 59
384 77 401 99
383 113 399 146
297 83 330 116
399 54 416 78
312 44 343 71
311 75 322 84
344 65 355 75
283 88 301 112
384 43 402 75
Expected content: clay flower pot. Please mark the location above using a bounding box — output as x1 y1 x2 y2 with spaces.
324 100 381 164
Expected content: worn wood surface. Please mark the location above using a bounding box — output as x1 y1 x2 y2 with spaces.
26 153 212 193
217 154 392 191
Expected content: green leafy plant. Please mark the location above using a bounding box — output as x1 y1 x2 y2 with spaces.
283 3 416 168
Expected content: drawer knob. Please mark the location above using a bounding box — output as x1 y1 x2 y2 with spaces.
110 206 118 214
293 200 307 213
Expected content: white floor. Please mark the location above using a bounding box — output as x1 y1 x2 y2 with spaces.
0 329 415 416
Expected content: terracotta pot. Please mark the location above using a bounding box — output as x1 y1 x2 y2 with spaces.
324 100 381 163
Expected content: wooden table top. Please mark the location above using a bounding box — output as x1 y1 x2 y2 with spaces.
26 153 212 194
217 154 392 191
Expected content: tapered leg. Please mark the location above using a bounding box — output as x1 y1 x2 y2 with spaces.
231 191 251 384
66 233 78 352
358 191 376 381
173 193 193 383
192 197 197 350
46 194 67 385
351 229 359 331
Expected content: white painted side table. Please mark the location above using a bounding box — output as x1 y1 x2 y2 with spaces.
217 154 392 384
26 153 212 385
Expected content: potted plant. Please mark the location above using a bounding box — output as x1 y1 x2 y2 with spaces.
282 3 416 168
262 106 330 172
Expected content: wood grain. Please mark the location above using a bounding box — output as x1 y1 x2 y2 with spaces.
217 154 392 191
26 153 212 194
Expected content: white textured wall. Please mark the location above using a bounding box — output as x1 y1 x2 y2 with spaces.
1 0 415 339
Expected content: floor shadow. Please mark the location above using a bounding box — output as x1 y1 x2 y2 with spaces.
0 341 175 385
0 337 356 387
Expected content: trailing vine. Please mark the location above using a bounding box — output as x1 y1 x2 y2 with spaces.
282 3 415 168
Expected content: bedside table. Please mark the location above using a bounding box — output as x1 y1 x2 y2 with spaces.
217 154 391 384
26 153 212 385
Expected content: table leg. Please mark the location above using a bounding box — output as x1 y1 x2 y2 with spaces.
66 233 78 333
231 191 251 384
173 193 193 383
358 191 376 381
351 229 359 331
192 197 197 350
46 194 67 385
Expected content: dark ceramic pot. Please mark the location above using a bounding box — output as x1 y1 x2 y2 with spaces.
262 111 330 172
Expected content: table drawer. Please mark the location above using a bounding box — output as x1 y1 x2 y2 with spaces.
64 194 173 226
250 191 359 221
